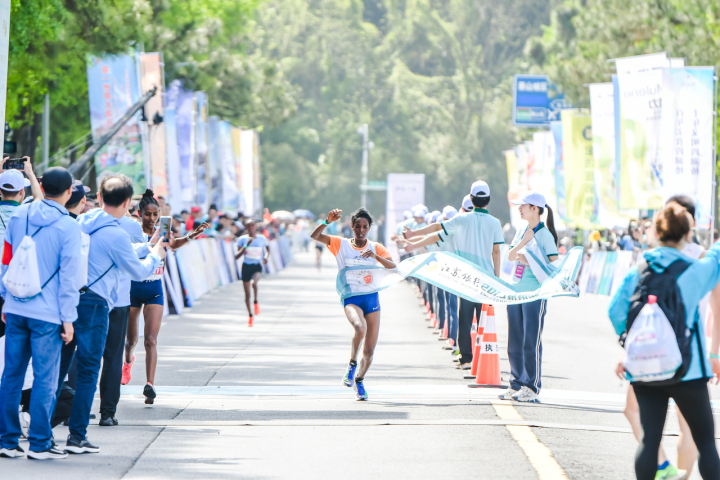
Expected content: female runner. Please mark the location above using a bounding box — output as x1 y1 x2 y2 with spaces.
122 189 209 404
235 218 270 325
310 208 396 400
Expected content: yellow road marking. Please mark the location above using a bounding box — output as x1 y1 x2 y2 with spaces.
492 400 568 480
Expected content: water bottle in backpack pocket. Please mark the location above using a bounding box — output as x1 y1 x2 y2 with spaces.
623 295 683 382
622 258 705 385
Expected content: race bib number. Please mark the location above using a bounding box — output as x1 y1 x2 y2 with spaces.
245 246 263 260
153 262 165 276
346 270 375 287
513 264 525 281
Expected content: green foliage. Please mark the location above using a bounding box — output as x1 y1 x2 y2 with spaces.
528 0 720 105
254 0 552 221
6 0 284 163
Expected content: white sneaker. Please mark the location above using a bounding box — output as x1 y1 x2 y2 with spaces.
499 388 519 400
515 386 540 403
19 412 30 439
0 445 25 458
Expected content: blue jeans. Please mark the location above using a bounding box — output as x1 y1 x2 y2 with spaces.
56 290 109 440
507 299 547 394
444 291 458 343
0 314 62 451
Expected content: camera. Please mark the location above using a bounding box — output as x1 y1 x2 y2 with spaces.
4 158 24 170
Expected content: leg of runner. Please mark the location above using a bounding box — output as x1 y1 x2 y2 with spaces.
356 310 380 380
676 410 697 476
142 304 163 404
624 388 669 463
243 281 253 319
342 304 366 392
252 271 261 315
123 307 141 384
355 309 380 401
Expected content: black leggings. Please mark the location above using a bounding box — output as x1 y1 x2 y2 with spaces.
633 379 720 479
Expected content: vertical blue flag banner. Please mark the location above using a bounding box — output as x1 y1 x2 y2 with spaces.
659 67 716 229
219 120 240 213
550 121 569 222
86 53 145 192
194 92 209 210
513 75 572 127
207 116 222 208
176 86 195 211
164 80 182 211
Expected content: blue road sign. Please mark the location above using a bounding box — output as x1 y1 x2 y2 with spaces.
512 75 572 127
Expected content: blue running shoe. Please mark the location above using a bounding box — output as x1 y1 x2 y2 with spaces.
343 364 356 387
353 379 368 400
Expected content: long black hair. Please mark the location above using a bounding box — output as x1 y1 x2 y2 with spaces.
350 207 373 226
138 189 159 214
538 204 558 246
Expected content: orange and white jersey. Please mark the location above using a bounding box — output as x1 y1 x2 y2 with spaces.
326 236 392 271
327 236 397 299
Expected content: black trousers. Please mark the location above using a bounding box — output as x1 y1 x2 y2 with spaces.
458 298 483 364
633 379 720 480
99 306 130 417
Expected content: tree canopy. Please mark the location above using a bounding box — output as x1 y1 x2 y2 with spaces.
254 0 552 221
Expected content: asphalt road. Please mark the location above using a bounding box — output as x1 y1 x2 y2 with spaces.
4 250 719 479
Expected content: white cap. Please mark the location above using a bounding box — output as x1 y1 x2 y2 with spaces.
403 210 413 220
412 208 425 218
510 191 547 208
430 210 441 223
442 205 458 220
470 180 490 197
0 170 26 192
461 194 473 211
424 213 433 224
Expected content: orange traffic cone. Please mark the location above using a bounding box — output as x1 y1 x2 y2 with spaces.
469 306 504 388
430 312 438 329
248 315 254 327
440 314 449 340
465 306 488 379
471 305 488 347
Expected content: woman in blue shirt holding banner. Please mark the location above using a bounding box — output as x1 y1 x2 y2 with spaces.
503 192 559 403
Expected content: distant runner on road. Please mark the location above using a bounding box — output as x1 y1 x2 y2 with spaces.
236 218 270 326
311 207 396 400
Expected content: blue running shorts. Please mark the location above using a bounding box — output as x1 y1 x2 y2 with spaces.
343 293 381 316
130 279 164 308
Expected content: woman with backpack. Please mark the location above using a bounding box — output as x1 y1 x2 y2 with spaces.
609 202 720 479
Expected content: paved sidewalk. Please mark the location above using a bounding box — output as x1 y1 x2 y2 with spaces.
3 251 716 479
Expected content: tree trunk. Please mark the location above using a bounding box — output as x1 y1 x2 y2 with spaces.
14 113 42 162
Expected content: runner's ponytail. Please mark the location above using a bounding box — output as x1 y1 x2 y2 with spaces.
545 204 558 247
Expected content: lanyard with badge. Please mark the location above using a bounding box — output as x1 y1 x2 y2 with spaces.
512 223 542 282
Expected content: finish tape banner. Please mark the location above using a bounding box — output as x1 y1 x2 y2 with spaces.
336 248 583 305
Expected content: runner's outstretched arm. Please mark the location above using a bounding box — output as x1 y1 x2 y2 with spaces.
402 233 441 252
310 209 342 246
